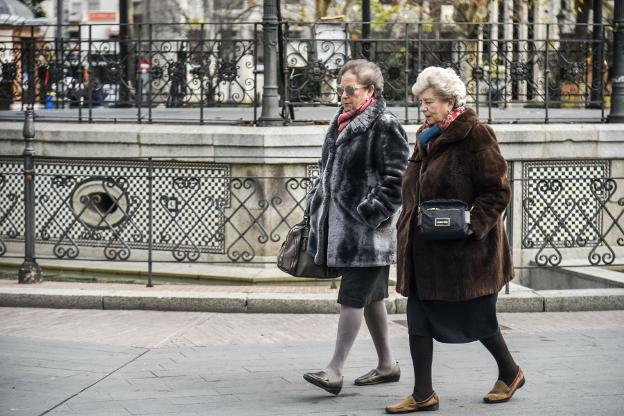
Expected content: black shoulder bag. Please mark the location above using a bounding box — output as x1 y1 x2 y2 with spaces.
277 207 340 278
416 162 471 240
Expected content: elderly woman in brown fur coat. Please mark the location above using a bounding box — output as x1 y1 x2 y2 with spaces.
385 67 523 414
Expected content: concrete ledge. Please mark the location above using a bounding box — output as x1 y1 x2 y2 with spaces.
2 286 624 313
246 293 340 314
2 121 623 162
541 289 624 312
394 283 545 314
395 291 545 314
385 297 397 314
497 291 545 313
0 288 103 309
102 291 247 313
395 297 407 314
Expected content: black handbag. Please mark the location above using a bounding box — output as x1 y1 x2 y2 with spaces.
277 208 341 279
416 164 471 241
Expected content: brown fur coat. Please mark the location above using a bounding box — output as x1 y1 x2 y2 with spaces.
395 108 514 301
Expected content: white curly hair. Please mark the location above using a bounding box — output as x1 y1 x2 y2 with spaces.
411 66 467 108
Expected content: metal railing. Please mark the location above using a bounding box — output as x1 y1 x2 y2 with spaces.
283 22 615 124
0 21 618 124
1 114 623 287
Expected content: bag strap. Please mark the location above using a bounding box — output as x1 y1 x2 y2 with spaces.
302 200 312 233
417 161 424 210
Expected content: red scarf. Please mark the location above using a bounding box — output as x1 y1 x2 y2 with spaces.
337 96 376 133
420 105 466 133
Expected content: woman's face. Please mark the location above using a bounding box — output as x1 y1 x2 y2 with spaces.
339 72 373 112
419 87 454 125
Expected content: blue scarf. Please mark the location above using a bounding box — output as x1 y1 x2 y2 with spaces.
418 124 443 148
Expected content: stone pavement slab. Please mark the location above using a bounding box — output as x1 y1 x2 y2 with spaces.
0 336 146 416
1 309 624 415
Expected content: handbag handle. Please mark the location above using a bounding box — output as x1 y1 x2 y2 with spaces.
417 160 424 211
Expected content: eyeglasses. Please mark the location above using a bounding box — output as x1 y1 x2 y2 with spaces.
337 85 367 96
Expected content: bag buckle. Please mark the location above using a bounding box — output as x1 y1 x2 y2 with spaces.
434 218 450 227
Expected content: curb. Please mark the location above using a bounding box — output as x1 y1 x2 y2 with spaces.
2 287 624 313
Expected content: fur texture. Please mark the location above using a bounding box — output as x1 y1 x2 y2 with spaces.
307 97 410 267
395 108 514 301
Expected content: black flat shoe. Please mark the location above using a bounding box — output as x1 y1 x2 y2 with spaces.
303 370 343 395
355 363 401 386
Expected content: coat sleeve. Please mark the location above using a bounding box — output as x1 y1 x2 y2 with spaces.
469 124 511 240
356 114 410 229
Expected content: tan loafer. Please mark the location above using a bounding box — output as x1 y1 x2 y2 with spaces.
484 368 525 403
355 362 401 385
385 392 439 413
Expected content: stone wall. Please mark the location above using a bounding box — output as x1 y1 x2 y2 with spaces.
1 122 622 274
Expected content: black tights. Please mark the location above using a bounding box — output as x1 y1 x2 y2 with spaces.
409 335 434 401
480 328 519 385
409 329 518 400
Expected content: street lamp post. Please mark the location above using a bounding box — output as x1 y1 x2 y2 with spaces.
258 0 283 126
117 0 132 107
608 0 624 122
362 0 370 59
56 0 63 53
590 0 603 107
18 109 42 284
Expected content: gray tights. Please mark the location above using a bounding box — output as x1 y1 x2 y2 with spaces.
324 300 395 381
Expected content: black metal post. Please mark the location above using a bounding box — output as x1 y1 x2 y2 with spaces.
147 157 153 287
362 0 371 59
545 23 550 124
56 0 63 70
608 0 624 122
590 0 603 107
18 109 42 284
258 0 283 126
88 25 93 122
117 0 132 107
404 23 409 123
27 27 36 109
255 22 260 125
505 162 514 295
148 23 153 123
199 23 205 125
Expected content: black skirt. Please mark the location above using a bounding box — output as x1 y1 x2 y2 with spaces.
337 266 390 308
407 289 500 343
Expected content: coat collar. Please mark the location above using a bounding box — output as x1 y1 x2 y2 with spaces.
416 108 479 158
328 97 387 144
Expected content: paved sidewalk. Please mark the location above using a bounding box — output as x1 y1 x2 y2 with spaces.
1 308 623 416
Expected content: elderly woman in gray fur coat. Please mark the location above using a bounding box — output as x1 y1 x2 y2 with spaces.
302 59 410 396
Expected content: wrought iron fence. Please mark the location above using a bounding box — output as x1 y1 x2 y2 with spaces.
0 21 615 124
1 154 623 286
282 22 614 124
0 23 261 124
0 156 313 265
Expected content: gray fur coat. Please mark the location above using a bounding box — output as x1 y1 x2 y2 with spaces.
306 97 409 267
